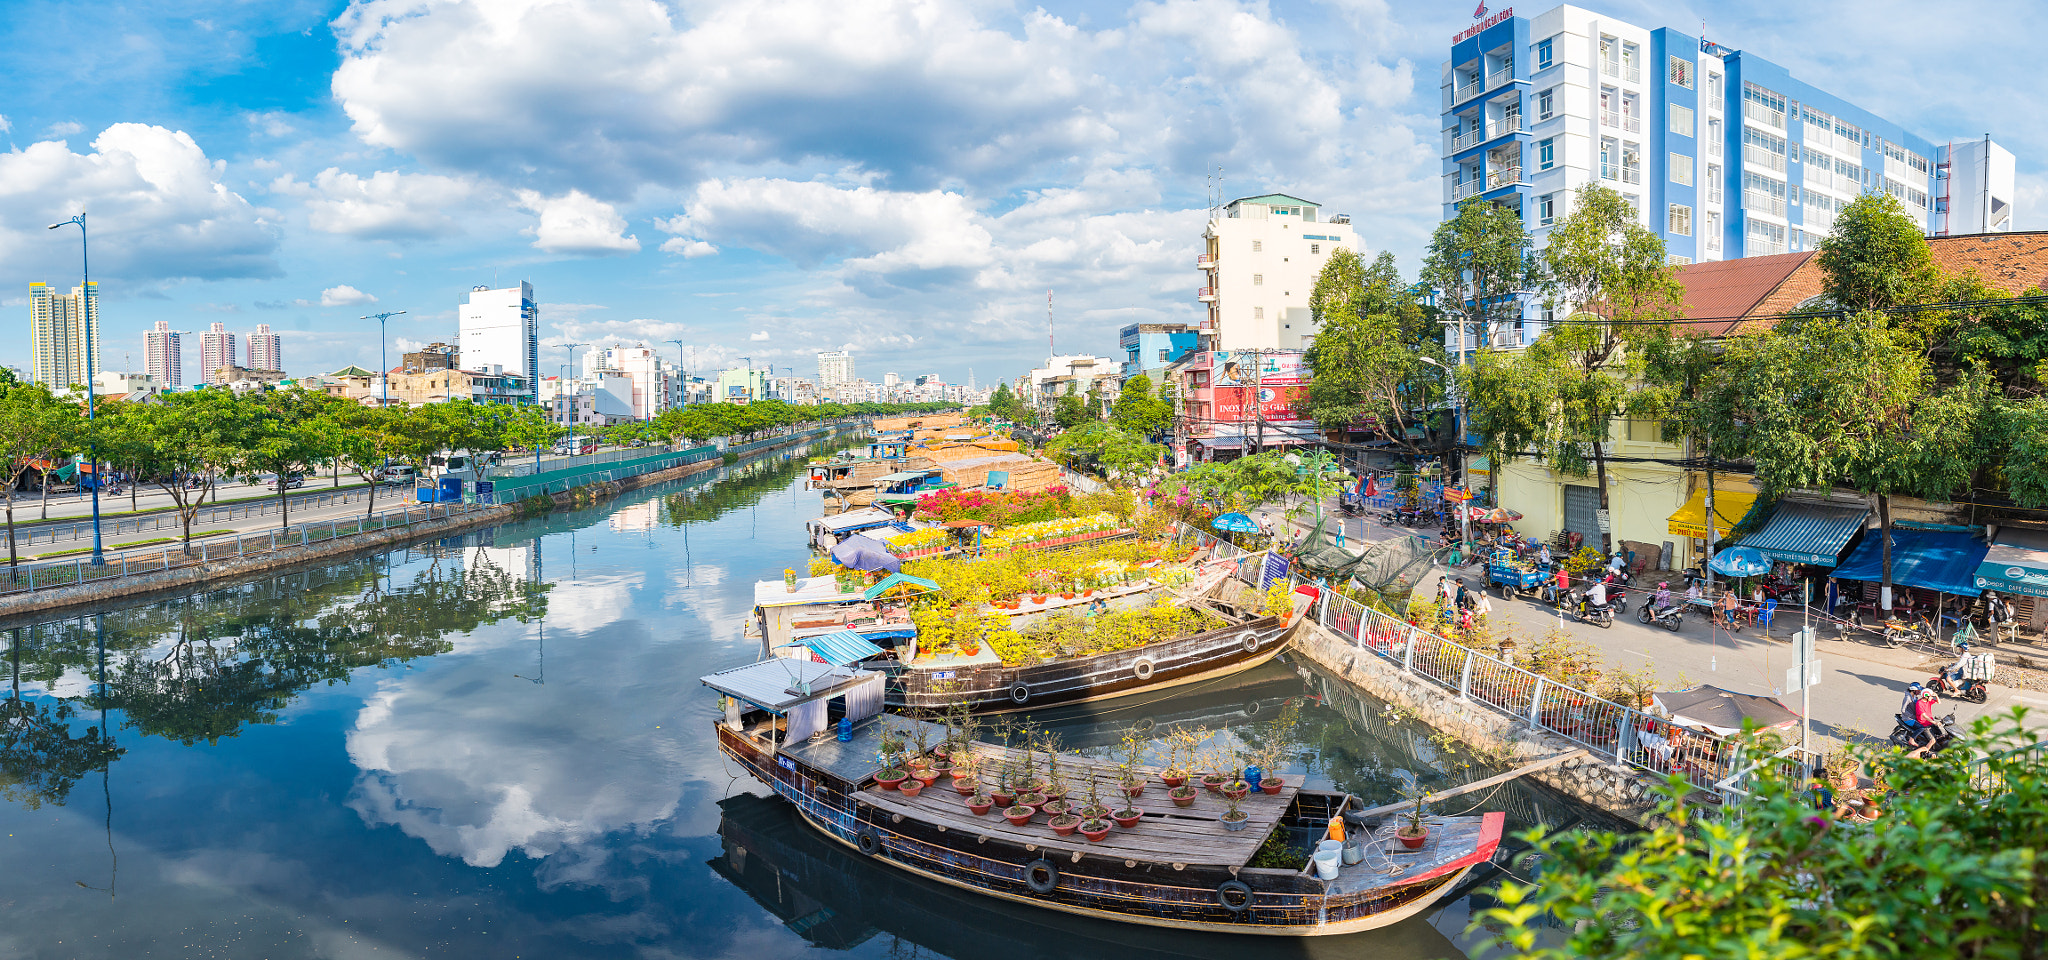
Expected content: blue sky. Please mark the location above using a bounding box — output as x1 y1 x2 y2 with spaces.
2 0 2040 387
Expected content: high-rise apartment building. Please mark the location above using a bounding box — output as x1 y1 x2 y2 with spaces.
590 344 672 419
146 320 182 388
1197 194 1357 351
816 350 854 388
459 282 539 402
247 323 282 372
200 322 238 384
1439 4 2012 339
1934 137 2017 236
28 282 99 390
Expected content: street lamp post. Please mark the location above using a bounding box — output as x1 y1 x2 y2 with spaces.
47 214 105 565
561 343 585 456
664 338 687 409
360 311 408 405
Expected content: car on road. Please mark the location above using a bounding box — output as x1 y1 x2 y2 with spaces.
268 473 305 491
375 466 418 485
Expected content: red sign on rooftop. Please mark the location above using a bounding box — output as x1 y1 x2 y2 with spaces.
1453 6 1511 43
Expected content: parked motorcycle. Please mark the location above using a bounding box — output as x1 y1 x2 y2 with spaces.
1578 600 1616 629
1637 601 1685 632
1888 711 1963 754
1928 673 1990 704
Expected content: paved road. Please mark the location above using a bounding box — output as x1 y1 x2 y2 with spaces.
1250 495 2046 746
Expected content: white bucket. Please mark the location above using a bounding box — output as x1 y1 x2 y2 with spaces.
1313 840 1343 880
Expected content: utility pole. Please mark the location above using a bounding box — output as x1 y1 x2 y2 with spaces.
664 338 687 409
47 213 104 565
562 342 585 455
360 310 408 406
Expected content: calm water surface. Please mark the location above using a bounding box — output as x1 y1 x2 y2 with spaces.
0 445 1607 958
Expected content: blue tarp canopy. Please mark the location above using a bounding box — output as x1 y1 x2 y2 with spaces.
1835 528 1991 597
862 572 940 601
1735 500 1870 566
799 630 886 666
1977 528 2048 599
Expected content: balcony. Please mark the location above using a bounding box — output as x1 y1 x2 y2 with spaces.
1197 254 1217 271
1452 127 1483 152
1451 178 1483 201
1744 192 1787 218
1744 101 1785 130
1620 164 1642 185
1486 166 1525 190
1744 145 1787 173
1487 65 1515 90
1487 115 1524 140
1197 286 1217 302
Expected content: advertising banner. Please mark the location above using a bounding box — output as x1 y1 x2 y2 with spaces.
1210 351 1306 387
1211 384 1312 424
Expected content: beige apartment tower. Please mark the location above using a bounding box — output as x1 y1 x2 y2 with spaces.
29 281 99 390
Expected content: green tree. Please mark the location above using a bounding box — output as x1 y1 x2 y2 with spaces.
318 402 410 519
113 391 246 551
233 392 332 529
1817 192 1943 319
0 384 78 566
1420 199 1541 360
987 382 1025 423
1043 422 1162 483
1053 391 1092 430
1463 185 1684 551
1475 712 2047 958
1303 249 1446 453
1110 374 1170 437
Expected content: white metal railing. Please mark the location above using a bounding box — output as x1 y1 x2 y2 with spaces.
491 443 682 479
1451 178 1483 201
1744 101 1786 130
1487 65 1515 90
1745 192 1787 218
1749 239 1787 256
1622 115 1641 134
1620 165 1642 185
1313 592 1817 798
1486 166 1524 189
1707 180 1723 204
1602 110 1622 130
1745 145 1787 173
1600 162 1618 182
1601 58 1621 78
1708 137 1723 158
1488 116 1523 139
1453 127 1483 152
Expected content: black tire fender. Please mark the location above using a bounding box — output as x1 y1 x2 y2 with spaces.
1025 858 1059 894
856 825 882 856
1132 657 1156 681
1010 683 1030 704
1217 879 1253 913
1241 630 1261 654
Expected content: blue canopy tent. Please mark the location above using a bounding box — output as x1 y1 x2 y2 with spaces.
862 572 940 601
796 630 887 666
1211 512 1260 533
1833 528 1991 597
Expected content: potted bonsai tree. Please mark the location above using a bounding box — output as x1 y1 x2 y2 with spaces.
1003 804 1036 826
1168 782 1198 807
1220 792 1249 832
1079 817 1112 842
1160 728 1190 788
1049 811 1081 837
1396 790 1431 849
1077 777 1111 823
966 793 995 816
899 777 925 798
1110 803 1142 829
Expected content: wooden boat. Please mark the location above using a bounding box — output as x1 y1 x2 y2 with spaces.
701 659 1505 937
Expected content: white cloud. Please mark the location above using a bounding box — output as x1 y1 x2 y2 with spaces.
44 120 84 137
0 123 281 283
516 189 639 256
320 284 378 307
0 114 10 134
272 167 477 239
658 237 717 258
748 331 769 341
244 111 296 138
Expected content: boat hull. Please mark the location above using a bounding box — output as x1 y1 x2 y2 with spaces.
716 723 1499 936
889 616 1294 714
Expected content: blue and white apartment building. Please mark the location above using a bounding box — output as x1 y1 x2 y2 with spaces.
1442 4 2014 342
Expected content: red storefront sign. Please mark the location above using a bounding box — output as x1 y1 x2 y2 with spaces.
1211 385 1311 424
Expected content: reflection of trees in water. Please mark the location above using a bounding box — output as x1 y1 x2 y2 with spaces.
7 548 550 749
1 691 122 810
659 436 856 527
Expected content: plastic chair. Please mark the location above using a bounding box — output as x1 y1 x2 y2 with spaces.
1756 599 1779 631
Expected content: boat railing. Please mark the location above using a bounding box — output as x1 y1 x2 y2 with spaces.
1312 589 1818 802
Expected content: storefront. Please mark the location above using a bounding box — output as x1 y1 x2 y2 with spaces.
1832 528 1990 612
1974 527 2048 632
1734 500 1870 567
1666 486 1760 572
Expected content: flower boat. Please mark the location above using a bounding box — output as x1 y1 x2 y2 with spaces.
702 659 1505 937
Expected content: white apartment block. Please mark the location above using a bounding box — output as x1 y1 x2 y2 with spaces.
247 323 282 372
200 321 237 385
146 320 182 389
459 282 539 402
589 344 672 419
28 282 98 390
817 350 854 388
1935 137 2016 236
1198 194 1357 352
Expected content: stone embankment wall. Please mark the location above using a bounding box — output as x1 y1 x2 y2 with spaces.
1292 620 1665 825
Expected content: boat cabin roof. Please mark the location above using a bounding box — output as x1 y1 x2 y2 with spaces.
701 659 871 713
754 575 862 607
814 507 904 534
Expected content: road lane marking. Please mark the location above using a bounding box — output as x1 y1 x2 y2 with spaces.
1623 649 1655 659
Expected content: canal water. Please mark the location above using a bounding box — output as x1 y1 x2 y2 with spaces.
0 442 1608 958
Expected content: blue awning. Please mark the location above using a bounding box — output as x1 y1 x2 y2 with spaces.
1735 500 1869 566
1833 528 1990 596
862 572 940 601
1976 528 2048 599
800 630 886 666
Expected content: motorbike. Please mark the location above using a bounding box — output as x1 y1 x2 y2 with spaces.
1928 673 1990 704
1637 600 1685 632
1888 711 1963 754
1577 599 1616 629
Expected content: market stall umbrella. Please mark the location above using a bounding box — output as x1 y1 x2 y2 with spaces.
1652 685 1800 736
1211 512 1261 533
830 534 902 573
1708 546 1772 578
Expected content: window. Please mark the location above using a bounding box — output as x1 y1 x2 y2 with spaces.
1668 203 1693 236
1538 192 1557 226
1706 72 1723 102
1536 36 1556 69
1537 87 1555 120
1671 153 1693 186
1706 117 1723 156
1705 211 1721 252
1600 137 1619 180
1600 36 1619 77
1253 307 1264 319
1251 240 1262 252
1253 274 1264 285
1157 349 1169 361
1669 104 1694 137
1743 126 1788 173
1624 193 1641 219
1669 56 1693 88
1310 243 1320 254
1706 163 1722 203
1622 41 1640 81
1668 254 1692 266
1538 137 1556 170
1747 218 1787 254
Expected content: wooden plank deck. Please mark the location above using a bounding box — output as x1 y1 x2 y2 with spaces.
852 720 1299 868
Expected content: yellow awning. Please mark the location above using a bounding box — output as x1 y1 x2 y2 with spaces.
1668 487 1758 540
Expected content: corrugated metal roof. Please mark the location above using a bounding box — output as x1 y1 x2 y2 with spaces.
700 659 867 712
819 507 898 533
801 631 886 666
1736 500 1869 566
754 575 859 607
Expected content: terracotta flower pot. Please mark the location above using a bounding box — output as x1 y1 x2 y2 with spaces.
1121 780 1145 798
1040 800 1071 819
875 770 908 791
1049 814 1081 837
1016 792 1048 812
1396 826 1429 850
1060 592 1076 600
1161 772 1188 789
913 769 940 786
967 796 994 816
1201 774 1226 794
1111 809 1142 829
899 780 924 798
954 778 979 796
1030 595 1048 604
1003 806 1035 826
991 789 1016 807
1222 782 1249 801
1260 778 1284 795
1168 787 1197 808
1080 820 1112 842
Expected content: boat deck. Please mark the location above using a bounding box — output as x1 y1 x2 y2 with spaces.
1322 814 1503 895
842 720 1299 868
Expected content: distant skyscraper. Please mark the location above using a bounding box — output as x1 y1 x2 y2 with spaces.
247 323 282 372
200 322 238 384
459 282 538 401
146 320 183 388
28 281 98 390
816 350 854 388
